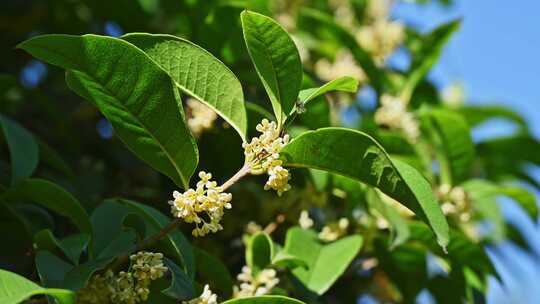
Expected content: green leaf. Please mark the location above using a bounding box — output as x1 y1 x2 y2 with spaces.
281 128 449 247
162 258 195 301
17 34 198 188
194 247 234 298
0 269 75 304
63 257 116 290
241 10 303 125
246 232 274 274
35 250 73 288
498 185 538 220
297 76 359 105
1 178 91 234
400 20 461 101
0 115 39 184
222 295 305 304
458 105 528 130
283 227 362 295
33 230 90 265
122 33 248 140
424 109 474 185
366 189 410 248
461 180 505 241
299 8 387 94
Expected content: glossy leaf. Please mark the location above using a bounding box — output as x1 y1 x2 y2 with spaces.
194 247 234 298
18 34 198 188
1 178 91 234
0 269 75 304
281 128 449 247
222 295 305 304
241 10 303 125
0 115 39 184
162 258 195 300
401 20 461 101
122 33 248 140
33 230 90 265
298 76 359 105
246 232 274 274
35 250 73 288
283 227 362 294
424 109 474 185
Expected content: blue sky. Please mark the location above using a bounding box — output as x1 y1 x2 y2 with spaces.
393 1 540 303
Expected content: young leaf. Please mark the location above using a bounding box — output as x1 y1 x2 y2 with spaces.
1 178 92 234
0 269 75 304
17 34 198 188
400 20 461 101
122 33 248 140
246 232 274 274
241 10 303 125
0 115 39 184
281 128 449 248
222 295 306 304
297 76 359 105
283 227 362 295
423 109 474 185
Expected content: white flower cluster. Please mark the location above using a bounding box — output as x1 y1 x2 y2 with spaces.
437 184 471 222
169 171 232 237
319 218 350 242
243 119 292 196
233 266 280 298
299 210 314 229
183 284 218 304
315 49 366 82
186 98 218 137
77 252 167 304
356 0 405 64
374 95 420 142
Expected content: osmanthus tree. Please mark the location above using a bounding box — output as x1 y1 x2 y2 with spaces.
0 1 538 304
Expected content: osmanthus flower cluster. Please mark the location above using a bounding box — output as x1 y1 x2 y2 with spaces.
374 94 420 142
169 171 232 237
77 251 167 304
437 183 471 222
233 266 280 298
243 119 292 196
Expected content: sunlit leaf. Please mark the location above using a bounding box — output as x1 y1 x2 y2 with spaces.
0 269 75 304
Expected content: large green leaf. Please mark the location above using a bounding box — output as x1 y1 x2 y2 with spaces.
18 34 198 188
162 258 195 300
35 250 73 288
0 115 39 184
281 128 449 247
0 178 91 234
400 20 461 101
241 10 303 125
0 269 75 304
33 230 90 265
222 295 305 304
283 227 362 295
297 76 359 105
122 33 248 140
424 109 474 185
194 247 234 298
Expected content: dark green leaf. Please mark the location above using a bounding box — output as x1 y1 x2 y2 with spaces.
246 232 274 274
194 247 234 298
122 33 248 140
241 10 303 125
33 230 89 265
0 115 39 184
18 34 198 188
1 179 91 234
35 250 73 288
162 258 195 300
222 295 305 304
281 128 449 247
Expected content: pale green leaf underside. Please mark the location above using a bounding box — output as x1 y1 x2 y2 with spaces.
241 10 303 125
0 269 75 304
0 115 39 185
122 33 247 140
298 76 359 105
17 34 197 188
281 128 449 247
284 227 362 294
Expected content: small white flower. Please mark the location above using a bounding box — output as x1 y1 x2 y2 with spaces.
299 210 314 229
183 284 218 304
374 95 420 142
233 266 279 298
315 49 366 82
186 98 218 137
319 218 349 242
